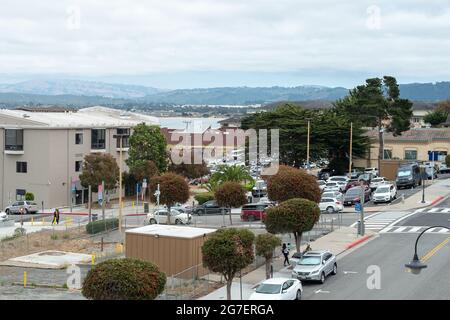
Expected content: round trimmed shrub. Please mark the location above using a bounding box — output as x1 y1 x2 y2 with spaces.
82 258 166 300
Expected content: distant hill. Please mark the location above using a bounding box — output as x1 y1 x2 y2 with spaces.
140 86 349 105
0 79 450 105
0 79 160 99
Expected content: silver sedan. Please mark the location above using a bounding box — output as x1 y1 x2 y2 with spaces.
291 250 337 284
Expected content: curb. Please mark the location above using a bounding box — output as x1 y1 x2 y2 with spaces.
345 235 372 250
430 196 445 206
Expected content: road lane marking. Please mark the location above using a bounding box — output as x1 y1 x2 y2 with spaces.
393 226 408 233
438 228 449 233
315 289 330 294
409 226 422 233
441 208 450 213
343 271 358 274
428 208 441 213
421 236 450 263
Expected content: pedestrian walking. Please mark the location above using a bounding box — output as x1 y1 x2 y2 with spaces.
282 243 290 266
52 208 60 225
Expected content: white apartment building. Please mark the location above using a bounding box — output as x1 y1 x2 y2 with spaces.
0 106 158 210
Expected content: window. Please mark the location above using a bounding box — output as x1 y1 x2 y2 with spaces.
75 133 83 145
404 150 417 160
5 129 23 151
383 149 392 159
16 189 26 201
16 161 27 173
116 128 130 148
91 129 106 149
75 161 83 172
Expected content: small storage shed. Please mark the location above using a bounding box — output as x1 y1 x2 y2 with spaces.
125 225 217 278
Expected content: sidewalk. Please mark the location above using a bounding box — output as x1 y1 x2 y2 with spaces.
199 226 376 300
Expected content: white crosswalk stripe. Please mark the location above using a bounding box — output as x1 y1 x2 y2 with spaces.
380 226 450 234
351 211 410 231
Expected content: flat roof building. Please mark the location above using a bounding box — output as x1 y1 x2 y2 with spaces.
0 106 158 210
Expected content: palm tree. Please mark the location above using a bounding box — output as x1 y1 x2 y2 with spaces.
205 165 254 192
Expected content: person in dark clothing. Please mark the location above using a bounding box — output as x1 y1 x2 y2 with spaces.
282 243 290 266
55 209 60 224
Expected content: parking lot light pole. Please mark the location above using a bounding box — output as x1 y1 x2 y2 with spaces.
359 184 365 236
306 118 311 171
348 122 353 179
421 167 426 204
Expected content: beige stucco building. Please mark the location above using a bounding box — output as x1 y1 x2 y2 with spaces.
0 106 158 210
354 128 450 168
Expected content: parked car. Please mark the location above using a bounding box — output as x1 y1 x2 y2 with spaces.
343 186 371 206
146 208 191 225
346 169 364 179
318 168 335 180
324 182 342 192
422 166 438 179
291 250 337 284
194 200 230 215
373 184 397 203
4 201 38 215
364 167 379 177
439 163 450 173
317 180 327 191
249 278 302 300
321 191 343 201
369 177 388 191
0 211 7 222
327 176 349 184
289 252 303 267
344 179 361 192
241 202 272 221
252 179 268 197
319 197 343 214
396 163 422 189
358 173 374 184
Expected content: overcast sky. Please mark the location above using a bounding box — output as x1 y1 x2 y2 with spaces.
1 0 450 88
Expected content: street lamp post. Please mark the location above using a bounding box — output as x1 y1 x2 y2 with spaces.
113 133 129 236
306 118 311 171
421 167 426 204
405 226 450 274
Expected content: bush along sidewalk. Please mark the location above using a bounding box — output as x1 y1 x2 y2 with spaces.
86 218 119 234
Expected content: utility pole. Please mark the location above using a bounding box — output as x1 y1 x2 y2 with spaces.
119 137 123 234
349 122 353 179
359 185 365 236
101 180 105 220
306 119 311 170
88 185 92 223
154 184 161 224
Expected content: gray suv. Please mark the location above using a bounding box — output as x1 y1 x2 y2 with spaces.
5 201 39 215
194 200 230 215
291 250 337 283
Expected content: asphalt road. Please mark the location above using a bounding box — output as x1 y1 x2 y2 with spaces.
397 196 450 228
302 233 450 299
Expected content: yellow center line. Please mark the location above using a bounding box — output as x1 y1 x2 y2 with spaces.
405 235 450 273
421 236 450 263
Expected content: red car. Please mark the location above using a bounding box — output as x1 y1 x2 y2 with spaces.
240 203 273 221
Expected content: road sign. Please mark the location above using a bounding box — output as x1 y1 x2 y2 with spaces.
355 202 362 212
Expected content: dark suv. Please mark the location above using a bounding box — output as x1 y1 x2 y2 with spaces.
194 200 230 215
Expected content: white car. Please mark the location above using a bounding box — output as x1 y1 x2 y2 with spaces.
322 191 343 201
327 176 349 184
373 184 397 203
146 209 191 225
324 182 344 192
369 177 388 190
317 180 326 191
249 278 302 300
0 211 8 222
319 197 343 214
364 167 379 177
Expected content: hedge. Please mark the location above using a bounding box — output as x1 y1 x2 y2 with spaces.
194 192 215 205
82 258 166 300
86 218 119 234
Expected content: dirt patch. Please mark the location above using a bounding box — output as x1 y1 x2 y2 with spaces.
0 227 109 262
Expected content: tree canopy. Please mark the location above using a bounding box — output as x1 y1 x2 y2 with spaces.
255 233 281 279
241 103 370 174
127 123 168 173
215 181 248 225
334 76 413 167
79 153 119 193
202 228 255 300
264 198 320 252
267 165 321 203
148 173 190 224
130 160 159 182
423 99 450 127
168 161 210 179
